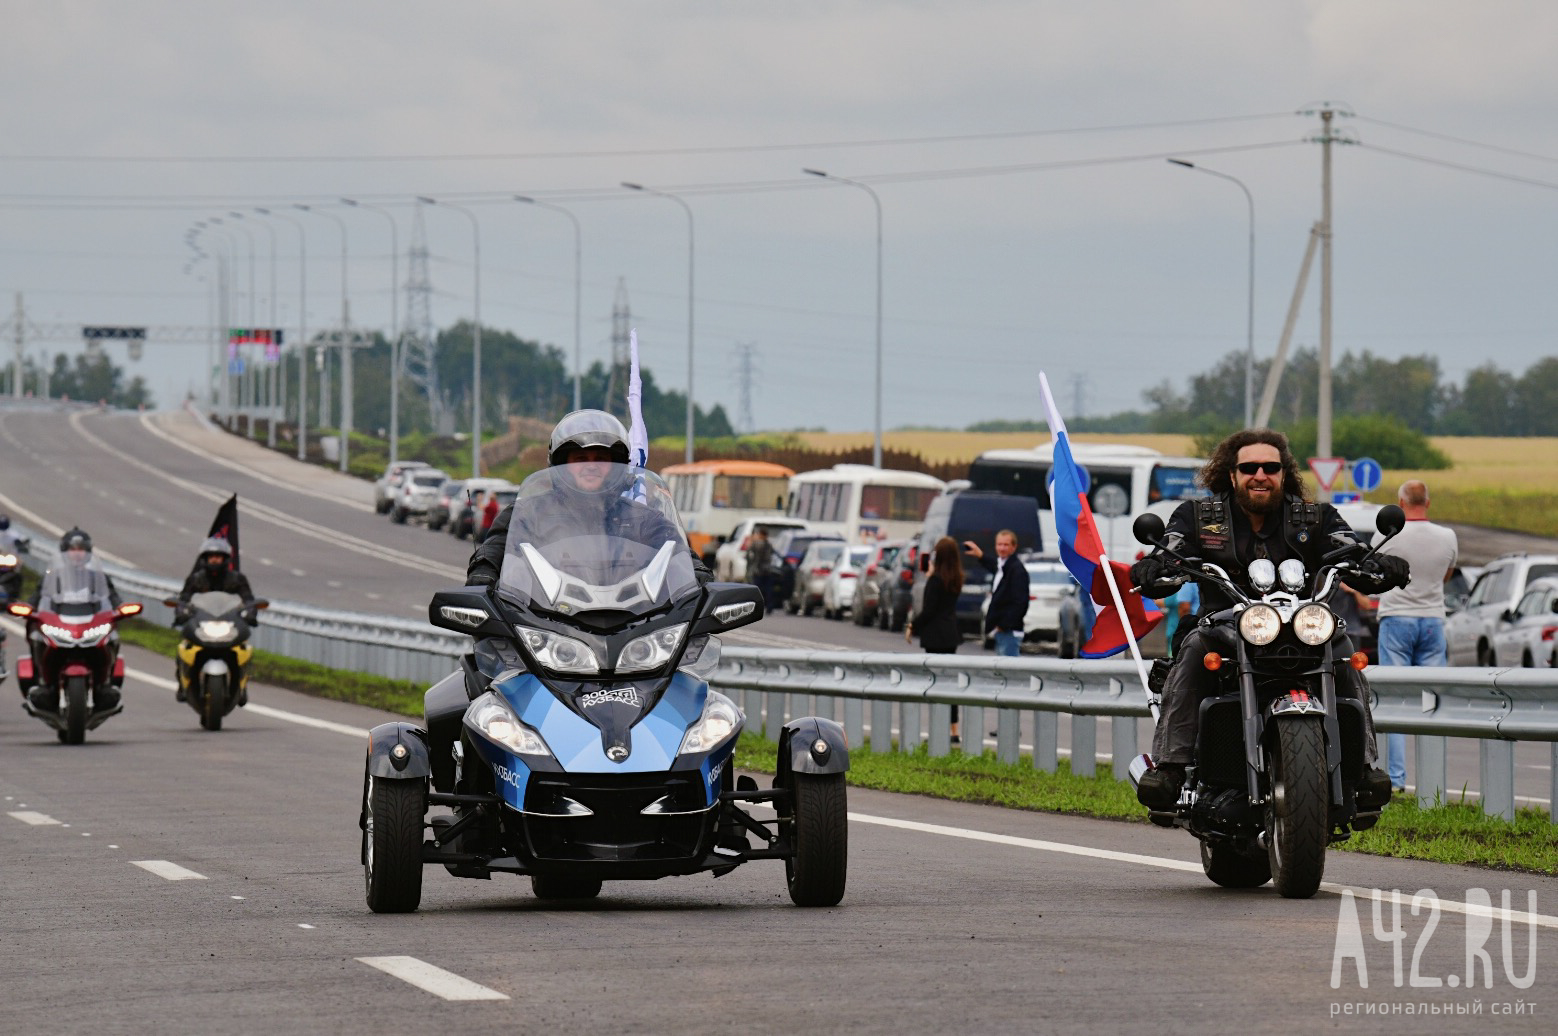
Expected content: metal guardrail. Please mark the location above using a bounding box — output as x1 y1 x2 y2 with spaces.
10 518 1555 821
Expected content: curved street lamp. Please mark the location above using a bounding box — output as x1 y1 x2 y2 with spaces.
418 196 483 479
622 182 695 463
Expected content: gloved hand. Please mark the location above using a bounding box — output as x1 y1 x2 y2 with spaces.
1130 555 1176 590
1363 553 1411 591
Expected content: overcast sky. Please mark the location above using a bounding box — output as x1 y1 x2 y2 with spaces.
3 1 1556 433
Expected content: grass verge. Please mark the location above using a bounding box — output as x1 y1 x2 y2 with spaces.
115 613 1558 874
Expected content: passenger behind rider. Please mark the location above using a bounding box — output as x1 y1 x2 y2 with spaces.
1127 429 1406 812
171 537 256 703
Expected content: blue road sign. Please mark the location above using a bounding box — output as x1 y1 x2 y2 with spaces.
1351 457 1383 493
1332 491 1362 505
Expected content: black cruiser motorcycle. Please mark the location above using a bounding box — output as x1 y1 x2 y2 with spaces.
1128 504 1405 898
360 465 850 913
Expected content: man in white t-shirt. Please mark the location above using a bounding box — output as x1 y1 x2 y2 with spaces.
1372 480 1459 793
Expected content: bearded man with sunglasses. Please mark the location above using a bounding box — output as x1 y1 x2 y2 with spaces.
1127 428 1407 810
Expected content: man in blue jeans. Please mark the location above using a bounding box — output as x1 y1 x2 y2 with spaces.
967 530 1030 656
1372 480 1458 792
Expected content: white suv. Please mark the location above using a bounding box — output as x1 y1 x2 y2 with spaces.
1445 553 1558 666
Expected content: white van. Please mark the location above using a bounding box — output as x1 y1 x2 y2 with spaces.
967 443 1207 560
785 465 945 544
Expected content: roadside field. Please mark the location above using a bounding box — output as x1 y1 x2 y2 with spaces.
795 430 1196 462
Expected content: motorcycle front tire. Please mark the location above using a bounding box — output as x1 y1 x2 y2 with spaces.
63 675 88 745
786 772 848 907
200 671 226 731
364 775 426 913
1266 716 1328 899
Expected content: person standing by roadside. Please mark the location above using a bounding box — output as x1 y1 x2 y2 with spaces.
966 530 1029 657
745 527 778 610
908 536 965 742
480 490 501 543
1373 479 1458 794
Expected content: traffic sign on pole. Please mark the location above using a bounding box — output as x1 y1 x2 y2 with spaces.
1308 456 1346 492
1350 456 1383 493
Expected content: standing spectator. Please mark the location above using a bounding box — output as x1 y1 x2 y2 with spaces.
907 536 964 742
480 490 501 543
745 528 778 610
966 530 1029 657
1372 479 1458 794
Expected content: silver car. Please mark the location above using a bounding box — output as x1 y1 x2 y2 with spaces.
1445 553 1558 665
390 469 450 524
374 460 431 514
1488 575 1558 668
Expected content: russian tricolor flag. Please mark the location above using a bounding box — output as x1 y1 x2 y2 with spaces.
1040 373 1162 659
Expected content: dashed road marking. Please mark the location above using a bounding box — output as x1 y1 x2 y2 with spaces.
290 568 306 578
259 558 275 567
9 811 61 826
131 860 208 881
357 956 509 1001
298 923 315 930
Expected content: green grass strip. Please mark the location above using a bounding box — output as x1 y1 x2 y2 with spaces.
117 612 1558 874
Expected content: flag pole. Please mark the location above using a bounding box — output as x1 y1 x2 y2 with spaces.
1037 372 1159 722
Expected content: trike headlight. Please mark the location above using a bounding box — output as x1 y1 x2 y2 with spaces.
617 622 688 674
677 690 742 756
468 692 552 758
515 625 601 675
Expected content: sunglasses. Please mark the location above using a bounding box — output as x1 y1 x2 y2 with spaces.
1236 461 1283 476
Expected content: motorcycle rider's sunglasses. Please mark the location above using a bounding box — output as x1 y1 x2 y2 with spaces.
1236 461 1284 476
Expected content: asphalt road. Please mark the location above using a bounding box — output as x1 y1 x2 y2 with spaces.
0 402 1552 801
1 637 1554 1034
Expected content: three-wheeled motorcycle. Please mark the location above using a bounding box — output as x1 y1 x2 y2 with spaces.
360 465 850 913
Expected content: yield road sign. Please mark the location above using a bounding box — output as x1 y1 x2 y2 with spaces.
1308 457 1346 492
1351 456 1383 493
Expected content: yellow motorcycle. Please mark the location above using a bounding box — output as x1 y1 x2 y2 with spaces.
166 591 268 731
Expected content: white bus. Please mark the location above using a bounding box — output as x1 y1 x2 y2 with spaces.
661 460 796 558
967 443 1208 559
785 464 946 543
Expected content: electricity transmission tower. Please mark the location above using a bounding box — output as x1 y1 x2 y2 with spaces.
604 278 631 414
401 205 442 431
732 341 759 433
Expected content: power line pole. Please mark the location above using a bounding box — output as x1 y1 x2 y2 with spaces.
1305 102 1353 458
732 341 758 433
1070 372 1088 421
401 206 441 432
606 278 631 415
11 293 23 398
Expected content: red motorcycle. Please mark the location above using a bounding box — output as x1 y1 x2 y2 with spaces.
9 555 140 744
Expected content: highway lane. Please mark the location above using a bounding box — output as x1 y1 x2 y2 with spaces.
2 637 1554 1033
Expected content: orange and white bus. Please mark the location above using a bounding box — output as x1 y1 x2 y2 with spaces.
661 460 796 557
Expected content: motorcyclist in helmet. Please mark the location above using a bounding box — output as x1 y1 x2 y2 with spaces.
467 409 711 588
172 537 256 702
24 528 122 706
1127 428 1406 812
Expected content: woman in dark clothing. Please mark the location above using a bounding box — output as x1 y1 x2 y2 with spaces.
906 536 964 742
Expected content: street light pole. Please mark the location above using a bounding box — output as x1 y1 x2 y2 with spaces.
296 204 352 472
419 197 483 478
1168 158 1256 428
622 182 695 463
226 215 258 437
207 218 238 420
256 207 306 459
342 198 401 465
803 168 883 467
516 195 583 412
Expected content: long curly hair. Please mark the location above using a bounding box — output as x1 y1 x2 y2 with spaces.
1197 428 1309 502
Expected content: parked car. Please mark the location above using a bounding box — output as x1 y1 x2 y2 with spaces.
877 538 922 632
821 545 874 620
448 477 513 540
714 517 810 582
787 540 848 616
1445 553 1558 666
916 489 1043 634
373 460 430 514
851 539 906 627
390 468 449 524
425 478 464 532
1489 575 1558 668
770 530 844 609
1445 564 1481 615
980 556 1084 656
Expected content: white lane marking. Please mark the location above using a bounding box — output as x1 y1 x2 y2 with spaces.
259 558 274 567
124 667 371 738
357 956 510 1001
9 811 62 826
131 860 208 881
298 923 315 929
232 896 245 900
109 844 119 849
851 813 1558 929
141 410 377 513
70 411 464 580
0 490 134 566
81 833 91 837
290 568 306 578
366 592 382 600
327 580 342 588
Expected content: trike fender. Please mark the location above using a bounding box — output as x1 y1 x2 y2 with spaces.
778 716 850 782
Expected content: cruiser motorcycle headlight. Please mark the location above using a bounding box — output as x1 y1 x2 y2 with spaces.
514 625 601 675
1292 603 1337 646
677 690 742 756
468 692 553 758
616 622 688 674
42 622 112 647
196 619 237 644
1237 603 1282 646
